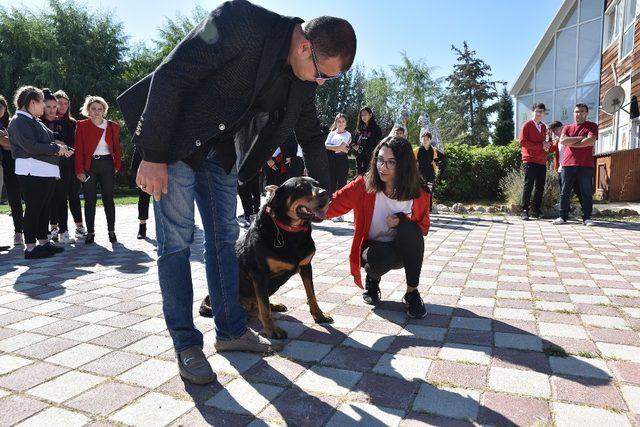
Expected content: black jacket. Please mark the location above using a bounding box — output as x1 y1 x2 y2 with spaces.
117 0 329 188
7 113 60 166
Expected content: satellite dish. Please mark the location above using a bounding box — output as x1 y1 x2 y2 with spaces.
602 85 626 114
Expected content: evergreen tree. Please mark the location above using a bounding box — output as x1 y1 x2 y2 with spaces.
493 86 515 146
441 41 504 146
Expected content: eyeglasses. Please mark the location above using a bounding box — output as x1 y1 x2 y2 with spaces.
376 157 397 169
306 35 343 81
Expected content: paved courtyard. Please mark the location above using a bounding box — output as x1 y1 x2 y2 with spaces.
1 204 640 426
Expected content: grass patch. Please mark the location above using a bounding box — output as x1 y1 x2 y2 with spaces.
577 351 598 359
543 345 569 358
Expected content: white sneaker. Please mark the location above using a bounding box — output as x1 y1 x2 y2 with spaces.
14 233 24 246
584 219 595 227
58 232 76 244
332 216 344 222
75 227 87 239
49 227 59 242
238 217 249 228
551 217 567 225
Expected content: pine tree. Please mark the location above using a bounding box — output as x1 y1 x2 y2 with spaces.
441 41 504 146
493 86 515 146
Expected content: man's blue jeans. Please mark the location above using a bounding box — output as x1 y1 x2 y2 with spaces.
154 149 246 352
559 166 593 221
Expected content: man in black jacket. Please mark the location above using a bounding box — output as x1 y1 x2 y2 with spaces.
117 0 356 385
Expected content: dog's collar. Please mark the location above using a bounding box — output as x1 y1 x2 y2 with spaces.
265 206 309 233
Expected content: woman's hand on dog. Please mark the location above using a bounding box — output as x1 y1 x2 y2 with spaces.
265 185 278 194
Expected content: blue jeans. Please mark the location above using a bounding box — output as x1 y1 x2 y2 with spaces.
154 149 246 352
559 166 593 221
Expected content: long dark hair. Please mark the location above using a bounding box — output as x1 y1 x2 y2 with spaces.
365 136 422 201
0 95 9 128
54 90 74 120
355 106 378 134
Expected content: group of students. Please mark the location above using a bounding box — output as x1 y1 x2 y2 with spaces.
519 102 598 225
0 86 127 259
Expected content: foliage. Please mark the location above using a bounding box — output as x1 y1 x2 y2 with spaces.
499 162 561 211
493 86 515 146
435 140 521 202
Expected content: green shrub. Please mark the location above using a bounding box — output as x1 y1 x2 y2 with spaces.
499 164 560 212
434 140 521 202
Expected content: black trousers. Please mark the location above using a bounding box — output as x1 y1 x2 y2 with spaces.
286 156 305 179
83 156 116 233
264 165 287 187
361 218 424 287
521 162 546 214
558 172 583 205
328 151 348 194
49 157 82 232
137 187 151 221
17 175 56 244
238 175 261 218
355 151 372 176
2 152 23 233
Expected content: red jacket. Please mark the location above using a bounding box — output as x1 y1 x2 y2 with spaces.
326 176 431 288
74 119 122 174
519 120 548 165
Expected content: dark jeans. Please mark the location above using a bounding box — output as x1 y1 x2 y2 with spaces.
17 175 56 244
238 175 261 218
356 151 372 176
361 218 424 287
264 165 287 186
83 156 115 233
328 151 348 194
49 157 81 232
521 162 546 214
2 151 23 233
137 187 151 221
560 166 593 221
286 156 305 179
558 172 583 205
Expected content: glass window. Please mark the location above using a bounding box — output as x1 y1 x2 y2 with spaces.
624 0 636 27
597 129 614 153
577 83 599 122
536 42 555 92
561 3 579 28
580 0 602 22
621 0 636 57
555 87 576 123
578 19 602 83
617 77 632 150
604 4 620 46
517 95 534 132
556 27 577 88
535 91 554 121
520 72 534 95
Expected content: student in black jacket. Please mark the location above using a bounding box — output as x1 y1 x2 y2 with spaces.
353 106 382 175
0 95 24 246
117 0 357 384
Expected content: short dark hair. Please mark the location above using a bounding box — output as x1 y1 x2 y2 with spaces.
549 121 563 130
365 136 422 201
13 86 44 111
304 16 357 72
575 103 589 112
421 131 432 140
532 103 546 111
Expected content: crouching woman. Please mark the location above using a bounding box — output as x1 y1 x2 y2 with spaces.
326 136 431 318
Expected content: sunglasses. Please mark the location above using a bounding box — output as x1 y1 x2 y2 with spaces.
306 35 343 82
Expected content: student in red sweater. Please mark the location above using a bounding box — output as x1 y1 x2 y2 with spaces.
552 103 597 226
75 96 122 244
518 103 550 220
326 136 431 318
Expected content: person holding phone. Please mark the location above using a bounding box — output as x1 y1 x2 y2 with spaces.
74 95 122 244
353 107 382 175
7 86 73 259
518 103 549 221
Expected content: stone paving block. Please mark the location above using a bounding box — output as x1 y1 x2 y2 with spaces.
28 370 105 403
538 322 588 339
427 360 487 389
45 343 111 368
552 376 628 410
412 383 480 420
621 385 640 413
549 356 612 379
280 339 332 362
489 366 551 398
552 402 631 427
494 332 543 351
16 407 90 427
110 392 194 427
327 401 404 427
0 354 33 374
81 350 148 377
295 365 362 397
117 358 176 388
0 395 47 426
438 343 491 365
205 377 283 416
122 334 173 356
597 342 640 361
342 330 395 351
66 381 147 416
372 353 431 381
479 392 551 426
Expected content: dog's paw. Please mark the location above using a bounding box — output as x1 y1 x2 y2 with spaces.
270 303 288 312
264 326 288 340
313 312 334 324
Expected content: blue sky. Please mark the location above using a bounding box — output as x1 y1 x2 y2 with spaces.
14 0 564 88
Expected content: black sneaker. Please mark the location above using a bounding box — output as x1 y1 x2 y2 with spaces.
137 224 146 239
42 242 64 254
24 245 54 259
85 233 95 244
520 211 530 221
403 290 427 318
363 276 381 305
177 346 216 385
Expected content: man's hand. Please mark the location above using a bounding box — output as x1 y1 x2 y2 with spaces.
265 185 278 194
77 173 86 182
267 159 277 170
136 160 169 201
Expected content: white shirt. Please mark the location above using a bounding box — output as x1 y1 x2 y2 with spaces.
92 120 111 155
532 119 542 133
368 192 413 242
14 110 60 178
325 130 351 148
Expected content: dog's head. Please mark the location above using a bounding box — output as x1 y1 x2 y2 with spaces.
267 177 330 225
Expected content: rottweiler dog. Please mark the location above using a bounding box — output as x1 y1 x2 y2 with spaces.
199 176 334 338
